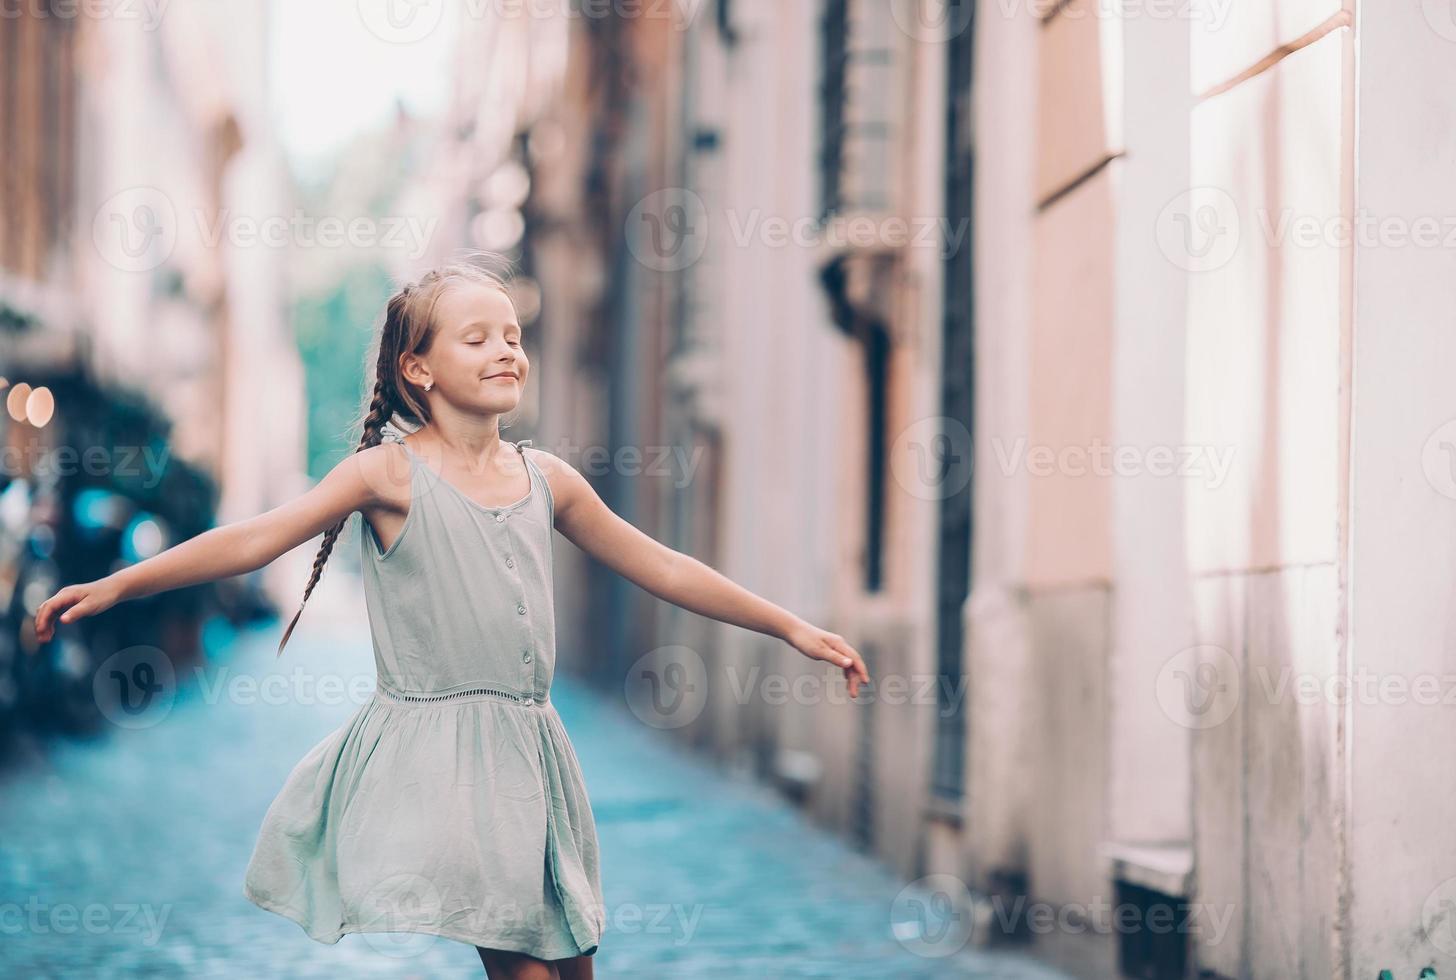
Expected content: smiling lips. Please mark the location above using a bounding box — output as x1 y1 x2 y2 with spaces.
484 373 519 382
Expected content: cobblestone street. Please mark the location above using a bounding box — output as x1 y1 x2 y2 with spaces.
0 595 1071 979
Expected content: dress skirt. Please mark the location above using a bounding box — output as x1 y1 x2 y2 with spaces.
242 689 606 960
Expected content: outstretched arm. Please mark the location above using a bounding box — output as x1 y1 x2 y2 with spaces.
33 443 407 642
540 450 871 697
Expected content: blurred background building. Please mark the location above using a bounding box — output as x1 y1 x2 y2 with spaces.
3 1 1455 978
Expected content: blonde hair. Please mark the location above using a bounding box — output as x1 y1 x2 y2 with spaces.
275 252 520 656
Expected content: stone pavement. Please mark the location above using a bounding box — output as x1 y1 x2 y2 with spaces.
0 595 1072 979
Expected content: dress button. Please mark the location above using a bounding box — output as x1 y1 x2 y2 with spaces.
505 556 515 568
517 603 526 615
494 513 505 523
522 650 533 663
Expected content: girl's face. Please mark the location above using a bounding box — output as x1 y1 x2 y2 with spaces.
414 281 529 414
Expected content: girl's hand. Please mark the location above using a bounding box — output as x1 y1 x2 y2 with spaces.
34 578 123 642
786 621 871 699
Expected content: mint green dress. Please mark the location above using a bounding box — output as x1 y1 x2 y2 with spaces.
243 436 606 960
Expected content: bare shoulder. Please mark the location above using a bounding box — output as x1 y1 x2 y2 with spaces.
345 441 414 512
521 445 591 510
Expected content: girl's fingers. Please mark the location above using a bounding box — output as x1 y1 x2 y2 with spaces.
37 589 81 637
832 638 870 682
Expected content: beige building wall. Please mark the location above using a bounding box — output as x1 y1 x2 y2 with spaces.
1347 4 1456 977
662 0 948 879
529 3 1456 976
966 1 1360 977
2 8 302 567
524 0 957 886
1184 8 1350 979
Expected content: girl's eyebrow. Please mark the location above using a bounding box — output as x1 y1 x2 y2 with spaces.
455 320 522 334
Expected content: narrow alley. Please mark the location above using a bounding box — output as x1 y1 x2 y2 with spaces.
0 592 1069 979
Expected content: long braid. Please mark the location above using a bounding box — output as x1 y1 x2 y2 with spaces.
275 305 409 657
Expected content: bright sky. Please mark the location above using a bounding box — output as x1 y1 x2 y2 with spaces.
268 0 458 178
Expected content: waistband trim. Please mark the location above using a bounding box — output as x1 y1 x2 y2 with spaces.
374 680 547 707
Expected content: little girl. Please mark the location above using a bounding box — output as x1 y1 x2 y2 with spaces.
33 256 870 978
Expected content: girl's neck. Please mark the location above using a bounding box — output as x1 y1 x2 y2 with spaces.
413 421 508 462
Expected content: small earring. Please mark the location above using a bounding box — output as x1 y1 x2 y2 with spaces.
424 381 433 392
